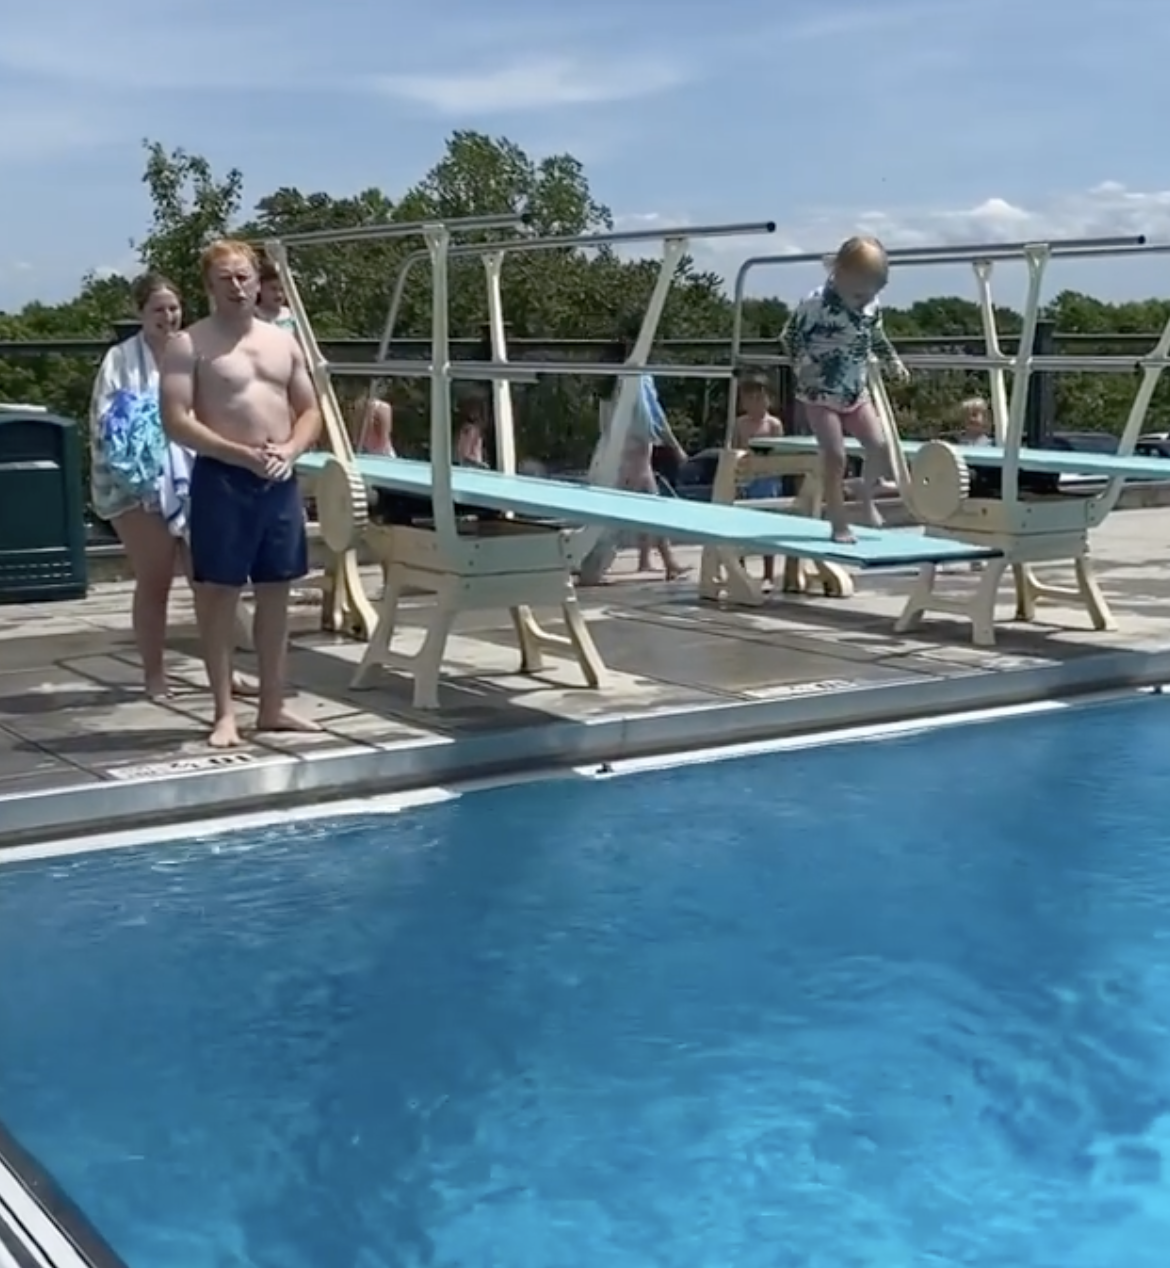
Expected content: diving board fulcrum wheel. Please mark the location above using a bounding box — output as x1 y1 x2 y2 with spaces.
313 455 370 554
909 441 971 522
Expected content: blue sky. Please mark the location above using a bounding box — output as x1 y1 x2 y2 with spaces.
2 0 1168 316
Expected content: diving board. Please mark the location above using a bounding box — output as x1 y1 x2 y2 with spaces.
714 235 1170 644
754 435 1170 482
277 214 786 708
699 442 855 605
297 451 997 569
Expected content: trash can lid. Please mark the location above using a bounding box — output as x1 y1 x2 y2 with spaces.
0 402 74 426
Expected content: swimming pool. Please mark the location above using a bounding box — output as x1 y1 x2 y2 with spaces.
2 695 1170 1267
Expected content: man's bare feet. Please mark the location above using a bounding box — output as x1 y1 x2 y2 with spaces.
664 565 692 581
208 716 244 748
255 708 322 734
830 524 857 544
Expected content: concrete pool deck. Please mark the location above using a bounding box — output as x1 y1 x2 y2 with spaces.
3 509 1170 848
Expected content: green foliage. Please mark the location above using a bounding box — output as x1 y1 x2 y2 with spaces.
3 130 1170 474
135 140 244 313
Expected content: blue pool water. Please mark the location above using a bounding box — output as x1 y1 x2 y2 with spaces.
3 698 1170 1267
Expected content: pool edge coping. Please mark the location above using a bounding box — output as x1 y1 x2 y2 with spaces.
3 643 1169 854
0 1122 126 1268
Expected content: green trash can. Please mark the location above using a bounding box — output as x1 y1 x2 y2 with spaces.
0 405 88 603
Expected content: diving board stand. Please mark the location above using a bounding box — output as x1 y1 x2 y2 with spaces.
700 444 853 604
280 215 778 708
308 454 605 709
274 216 607 709
727 234 1170 644
752 342 1170 644
298 454 998 702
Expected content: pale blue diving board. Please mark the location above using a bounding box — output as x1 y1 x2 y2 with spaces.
297 452 996 569
752 435 1170 482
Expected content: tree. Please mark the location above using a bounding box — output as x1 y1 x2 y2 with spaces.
4 130 1170 484
134 140 244 312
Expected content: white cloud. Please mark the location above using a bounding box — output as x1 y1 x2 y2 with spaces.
92 255 138 281
375 55 688 114
611 186 1170 288
846 184 1170 251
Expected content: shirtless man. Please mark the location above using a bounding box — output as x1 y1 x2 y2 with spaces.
160 239 321 748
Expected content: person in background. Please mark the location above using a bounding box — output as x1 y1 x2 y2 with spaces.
734 376 785 586
350 390 398 527
455 392 491 467
734 376 785 450
353 390 396 457
651 431 685 494
957 395 993 446
615 368 688 579
956 395 993 573
256 257 297 331
90 275 258 701
89 273 188 698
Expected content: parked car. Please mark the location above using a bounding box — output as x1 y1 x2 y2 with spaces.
1049 430 1120 454
1050 430 1170 466
1136 434 1170 459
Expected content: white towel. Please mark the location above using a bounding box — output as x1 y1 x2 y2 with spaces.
159 442 194 539
91 332 195 535
89 332 156 425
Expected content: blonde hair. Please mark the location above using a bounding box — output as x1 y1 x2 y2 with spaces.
200 238 258 280
959 395 989 417
835 235 888 272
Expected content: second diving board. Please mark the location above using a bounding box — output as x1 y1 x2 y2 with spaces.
752 435 1170 482
297 452 997 569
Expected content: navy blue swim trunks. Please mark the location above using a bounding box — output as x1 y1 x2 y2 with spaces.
189 456 308 588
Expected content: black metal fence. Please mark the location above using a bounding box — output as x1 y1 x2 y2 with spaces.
0 318 1160 449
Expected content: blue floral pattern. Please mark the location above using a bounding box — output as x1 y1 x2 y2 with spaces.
782 283 904 408
100 388 167 498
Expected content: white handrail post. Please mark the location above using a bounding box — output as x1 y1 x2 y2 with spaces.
576 234 690 583
868 362 914 493
971 261 1011 445
588 236 689 490
724 258 755 447
1002 245 1050 505
423 223 458 554
1091 309 1170 523
265 239 354 463
482 251 517 475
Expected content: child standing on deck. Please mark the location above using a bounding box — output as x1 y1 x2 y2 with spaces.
734 376 785 586
782 235 908 543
